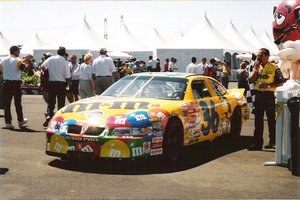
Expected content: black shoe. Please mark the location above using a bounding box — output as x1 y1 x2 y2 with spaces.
264 143 275 149
247 144 262 151
43 116 51 127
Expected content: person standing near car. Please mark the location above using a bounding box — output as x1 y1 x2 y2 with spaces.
92 48 119 95
67 54 80 102
74 53 95 99
186 57 197 74
0 45 28 129
41 46 71 127
195 57 208 75
221 60 231 89
248 48 284 151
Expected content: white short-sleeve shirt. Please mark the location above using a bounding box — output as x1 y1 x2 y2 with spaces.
92 55 116 76
1 55 23 81
76 63 93 81
41 55 70 82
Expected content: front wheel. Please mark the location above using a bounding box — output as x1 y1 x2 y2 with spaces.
162 118 183 162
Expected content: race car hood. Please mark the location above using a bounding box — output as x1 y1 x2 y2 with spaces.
53 95 182 128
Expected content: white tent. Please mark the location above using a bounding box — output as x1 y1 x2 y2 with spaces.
168 13 239 50
40 16 112 50
260 31 279 54
107 50 132 59
243 26 275 54
222 20 257 52
108 21 152 61
143 28 169 49
0 32 11 56
157 13 246 72
142 28 169 59
34 16 114 62
21 33 46 55
109 23 148 52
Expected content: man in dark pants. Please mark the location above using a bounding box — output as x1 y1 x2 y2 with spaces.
0 45 28 129
248 48 284 150
41 46 71 127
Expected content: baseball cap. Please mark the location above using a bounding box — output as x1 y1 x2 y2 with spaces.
43 52 53 57
9 45 21 52
100 48 107 54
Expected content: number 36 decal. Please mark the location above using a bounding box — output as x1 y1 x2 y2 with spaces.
199 100 219 135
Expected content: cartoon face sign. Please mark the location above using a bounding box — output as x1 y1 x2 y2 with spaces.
273 0 300 44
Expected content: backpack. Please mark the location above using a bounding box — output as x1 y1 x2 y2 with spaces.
204 66 216 78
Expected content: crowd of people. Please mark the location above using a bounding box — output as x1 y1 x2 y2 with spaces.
185 56 231 89
0 45 286 153
0 45 237 129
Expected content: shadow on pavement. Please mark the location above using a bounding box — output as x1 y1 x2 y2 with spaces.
2 126 40 133
48 136 254 175
0 168 9 175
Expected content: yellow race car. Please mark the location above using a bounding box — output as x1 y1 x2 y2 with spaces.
46 72 249 161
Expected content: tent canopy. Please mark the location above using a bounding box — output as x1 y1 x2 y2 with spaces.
0 32 11 56
167 13 239 50
222 20 257 52
40 16 113 51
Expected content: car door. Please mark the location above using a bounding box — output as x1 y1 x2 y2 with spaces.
191 78 222 142
207 78 232 138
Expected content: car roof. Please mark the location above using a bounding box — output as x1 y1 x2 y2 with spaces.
130 72 208 79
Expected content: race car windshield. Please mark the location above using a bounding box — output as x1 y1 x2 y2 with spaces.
101 75 187 100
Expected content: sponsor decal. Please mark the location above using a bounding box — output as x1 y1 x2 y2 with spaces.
127 111 151 127
143 142 151 153
63 135 99 142
107 114 129 129
150 148 163 156
61 101 151 113
152 136 163 143
131 147 143 157
101 140 130 158
153 130 163 137
151 143 162 149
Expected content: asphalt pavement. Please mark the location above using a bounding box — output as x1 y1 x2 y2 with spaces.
0 83 299 199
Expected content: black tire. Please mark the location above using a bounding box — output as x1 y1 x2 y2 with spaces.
162 118 184 162
230 106 242 140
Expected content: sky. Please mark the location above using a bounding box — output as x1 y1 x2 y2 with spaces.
0 0 282 46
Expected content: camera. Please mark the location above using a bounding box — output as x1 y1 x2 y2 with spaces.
256 55 262 63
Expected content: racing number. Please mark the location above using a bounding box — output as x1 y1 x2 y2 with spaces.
199 100 219 135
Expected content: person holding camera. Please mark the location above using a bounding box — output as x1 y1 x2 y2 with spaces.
248 48 284 151
0 46 29 129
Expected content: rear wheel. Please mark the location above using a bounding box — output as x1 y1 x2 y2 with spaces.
162 118 184 162
230 107 242 140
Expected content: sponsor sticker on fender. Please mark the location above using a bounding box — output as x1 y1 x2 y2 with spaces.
143 142 151 154
150 148 163 156
152 136 163 143
152 143 162 149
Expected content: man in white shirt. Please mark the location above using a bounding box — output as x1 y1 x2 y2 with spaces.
41 46 71 127
0 45 28 129
196 57 208 75
92 48 119 95
148 56 157 72
186 57 197 74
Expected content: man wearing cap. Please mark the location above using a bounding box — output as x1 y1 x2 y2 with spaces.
0 45 28 129
92 48 119 95
41 46 71 127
